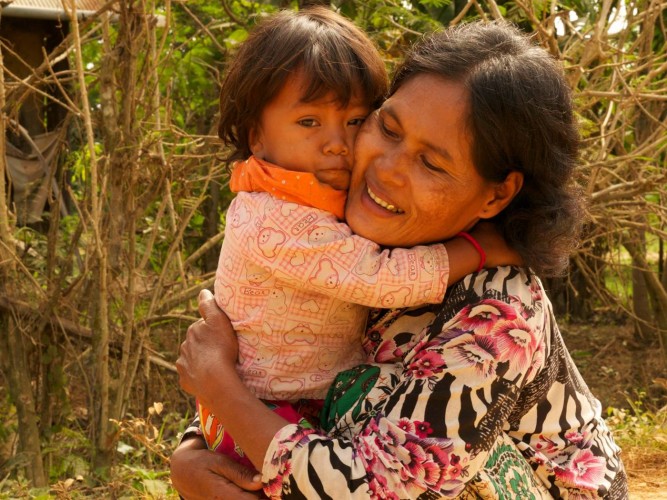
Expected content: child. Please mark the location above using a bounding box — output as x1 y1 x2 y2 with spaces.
197 6 495 468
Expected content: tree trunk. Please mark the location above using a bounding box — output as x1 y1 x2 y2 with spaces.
625 237 667 352
0 312 47 487
628 231 654 338
632 259 654 339
0 22 46 487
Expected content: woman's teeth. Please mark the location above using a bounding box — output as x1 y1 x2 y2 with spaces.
367 187 404 214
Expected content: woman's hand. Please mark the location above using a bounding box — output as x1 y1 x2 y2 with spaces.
170 435 263 499
176 289 239 409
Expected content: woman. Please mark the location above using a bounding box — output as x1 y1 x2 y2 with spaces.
173 20 628 499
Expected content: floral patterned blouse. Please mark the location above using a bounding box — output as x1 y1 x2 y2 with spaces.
260 267 628 498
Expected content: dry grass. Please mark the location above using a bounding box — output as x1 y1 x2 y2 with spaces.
627 446 667 498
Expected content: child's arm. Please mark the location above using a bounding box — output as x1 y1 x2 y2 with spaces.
448 222 524 282
469 221 524 268
232 195 517 309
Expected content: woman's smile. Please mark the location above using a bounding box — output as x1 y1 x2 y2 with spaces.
345 74 500 248
366 186 405 214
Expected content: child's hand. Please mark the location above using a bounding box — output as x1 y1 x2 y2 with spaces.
470 222 523 268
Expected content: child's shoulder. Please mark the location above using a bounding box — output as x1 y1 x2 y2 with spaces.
229 191 347 231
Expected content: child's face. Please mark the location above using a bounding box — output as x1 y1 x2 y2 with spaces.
249 70 370 191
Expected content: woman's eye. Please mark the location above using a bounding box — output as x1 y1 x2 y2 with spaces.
298 119 318 127
421 155 442 173
378 117 399 139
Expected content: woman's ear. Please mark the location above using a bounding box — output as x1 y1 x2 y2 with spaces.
480 171 524 219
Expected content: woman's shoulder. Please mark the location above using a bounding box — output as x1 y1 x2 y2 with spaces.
431 266 547 326
364 267 549 360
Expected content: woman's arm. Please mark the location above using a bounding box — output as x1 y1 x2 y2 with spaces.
170 434 264 499
177 277 543 498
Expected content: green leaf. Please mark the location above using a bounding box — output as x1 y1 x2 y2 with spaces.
143 479 169 497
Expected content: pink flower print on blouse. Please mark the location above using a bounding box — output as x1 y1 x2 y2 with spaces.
523 337 545 384
442 333 499 384
529 280 544 302
406 349 446 379
535 434 560 456
398 438 465 496
396 418 434 439
266 426 318 499
414 420 434 439
397 418 416 434
554 448 606 491
565 430 594 449
265 465 289 498
376 339 404 363
490 316 539 376
457 299 518 334
358 417 466 498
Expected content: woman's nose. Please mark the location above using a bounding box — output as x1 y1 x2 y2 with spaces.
373 148 406 186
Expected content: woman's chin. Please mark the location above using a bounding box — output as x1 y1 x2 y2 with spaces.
346 210 396 246
346 190 405 245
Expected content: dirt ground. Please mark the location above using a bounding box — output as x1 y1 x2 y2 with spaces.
624 446 667 499
560 322 667 498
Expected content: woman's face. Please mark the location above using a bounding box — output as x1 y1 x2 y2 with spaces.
345 74 502 247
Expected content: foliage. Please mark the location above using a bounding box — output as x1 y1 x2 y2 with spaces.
607 391 667 451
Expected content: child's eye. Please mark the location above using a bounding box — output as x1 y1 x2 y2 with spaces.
298 119 318 127
348 117 366 126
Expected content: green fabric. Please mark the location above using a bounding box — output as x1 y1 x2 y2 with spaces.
320 364 380 433
462 435 553 499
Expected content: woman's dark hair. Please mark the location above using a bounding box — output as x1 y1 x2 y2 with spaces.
218 7 388 162
392 21 584 276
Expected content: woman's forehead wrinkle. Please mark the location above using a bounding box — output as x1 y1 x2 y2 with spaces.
384 95 455 164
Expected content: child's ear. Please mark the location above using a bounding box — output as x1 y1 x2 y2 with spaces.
479 171 524 219
249 127 264 158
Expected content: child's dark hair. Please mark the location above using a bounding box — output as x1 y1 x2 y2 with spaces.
218 6 388 162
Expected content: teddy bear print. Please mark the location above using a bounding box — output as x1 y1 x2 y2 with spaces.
222 256 234 272
380 286 412 308
309 259 340 289
243 367 267 380
353 253 382 282
245 261 271 286
267 377 304 400
267 287 288 315
262 197 277 216
257 227 286 258
317 349 339 371
230 203 251 228
307 225 344 245
215 283 234 308
329 301 356 324
239 331 261 348
254 345 280 367
421 249 436 275
386 257 400 276
282 354 305 369
280 202 299 217
283 323 317 345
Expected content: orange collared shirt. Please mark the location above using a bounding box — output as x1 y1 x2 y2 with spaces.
230 156 347 220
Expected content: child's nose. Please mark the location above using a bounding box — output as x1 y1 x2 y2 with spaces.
324 130 349 155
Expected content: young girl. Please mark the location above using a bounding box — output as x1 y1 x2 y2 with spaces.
197 6 500 468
